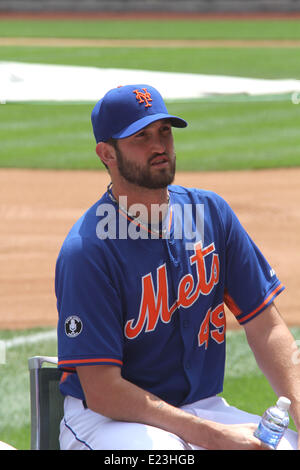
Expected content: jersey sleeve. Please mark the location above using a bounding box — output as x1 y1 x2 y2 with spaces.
56 236 124 371
216 195 284 325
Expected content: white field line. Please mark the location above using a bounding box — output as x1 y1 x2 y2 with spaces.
2 329 56 349
0 330 56 364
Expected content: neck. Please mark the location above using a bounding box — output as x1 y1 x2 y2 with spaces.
107 182 170 225
112 178 168 204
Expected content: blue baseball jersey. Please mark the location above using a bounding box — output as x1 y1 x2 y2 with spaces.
56 185 284 406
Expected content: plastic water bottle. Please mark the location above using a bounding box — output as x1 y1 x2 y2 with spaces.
254 396 291 449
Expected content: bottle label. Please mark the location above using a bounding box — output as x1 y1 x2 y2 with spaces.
254 421 284 449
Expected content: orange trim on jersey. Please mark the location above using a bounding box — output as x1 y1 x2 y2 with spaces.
239 283 284 324
60 371 71 383
58 358 123 367
224 289 242 317
168 207 173 232
118 209 154 236
118 206 173 238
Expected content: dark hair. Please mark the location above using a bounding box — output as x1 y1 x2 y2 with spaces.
107 138 119 150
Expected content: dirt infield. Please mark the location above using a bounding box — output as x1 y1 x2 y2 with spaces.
2 38 300 48
0 167 299 330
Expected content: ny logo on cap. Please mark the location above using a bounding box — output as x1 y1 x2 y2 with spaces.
133 88 152 108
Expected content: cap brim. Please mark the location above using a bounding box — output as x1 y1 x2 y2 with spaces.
111 113 187 140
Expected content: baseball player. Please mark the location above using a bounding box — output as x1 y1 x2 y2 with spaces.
56 84 300 450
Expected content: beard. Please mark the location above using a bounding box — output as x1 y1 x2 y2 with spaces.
115 146 176 189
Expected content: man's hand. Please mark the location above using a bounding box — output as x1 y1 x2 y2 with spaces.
201 422 272 450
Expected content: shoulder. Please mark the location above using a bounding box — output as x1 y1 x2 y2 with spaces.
57 193 113 262
169 185 237 237
169 184 229 207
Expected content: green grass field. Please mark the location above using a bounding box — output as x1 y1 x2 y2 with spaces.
1 44 300 171
0 16 300 450
1 18 300 171
1 18 300 40
1 98 299 171
2 45 300 78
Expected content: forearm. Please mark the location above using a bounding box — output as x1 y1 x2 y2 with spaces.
244 304 300 429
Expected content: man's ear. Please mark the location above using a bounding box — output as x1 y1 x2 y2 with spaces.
95 142 117 168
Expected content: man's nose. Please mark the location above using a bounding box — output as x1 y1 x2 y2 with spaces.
150 134 166 154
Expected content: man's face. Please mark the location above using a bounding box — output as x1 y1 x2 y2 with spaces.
113 119 176 189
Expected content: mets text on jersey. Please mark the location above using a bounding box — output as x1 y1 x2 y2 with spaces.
124 240 224 344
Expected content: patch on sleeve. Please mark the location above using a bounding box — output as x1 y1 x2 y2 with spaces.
65 315 83 338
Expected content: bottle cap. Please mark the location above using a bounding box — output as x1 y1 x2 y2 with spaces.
276 396 291 411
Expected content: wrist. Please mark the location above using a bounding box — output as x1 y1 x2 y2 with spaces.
180 414 224 450
289 401 300 430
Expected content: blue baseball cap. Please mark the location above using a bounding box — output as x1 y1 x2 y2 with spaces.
91 84 187 143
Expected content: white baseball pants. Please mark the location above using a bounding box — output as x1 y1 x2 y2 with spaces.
59 395 298 450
